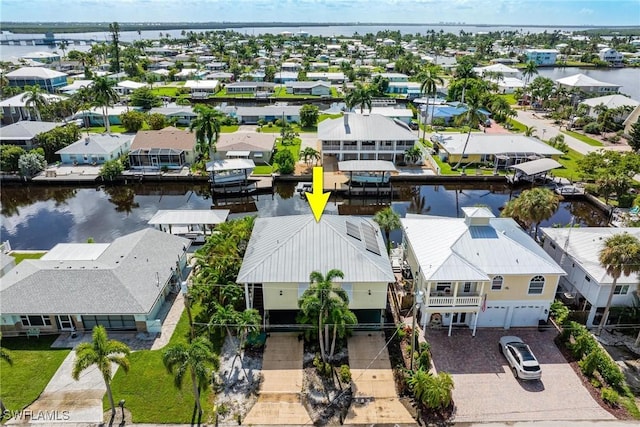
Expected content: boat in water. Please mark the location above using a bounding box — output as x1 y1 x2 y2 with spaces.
206 159 255 185
350 171 391 184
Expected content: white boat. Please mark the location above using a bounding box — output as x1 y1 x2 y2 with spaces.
555 184 584 196
206 159 255 185
295 182 312 198
351 171 391 184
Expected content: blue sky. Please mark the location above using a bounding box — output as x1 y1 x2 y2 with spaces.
1 0 639 26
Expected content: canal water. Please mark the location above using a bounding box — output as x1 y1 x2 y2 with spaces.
0 182 608 250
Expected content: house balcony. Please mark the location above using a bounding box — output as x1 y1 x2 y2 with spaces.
426 294 482 307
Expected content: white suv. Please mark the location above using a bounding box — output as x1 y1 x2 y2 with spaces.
499 336 542 381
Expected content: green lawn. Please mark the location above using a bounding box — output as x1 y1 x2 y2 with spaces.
275 139 302 160
260 124 315 134
552 148 583 180
319 113 342 122
561 130 603 147
150 87 179 97
107 304 216 424
507 118 528 133
11 252 45 264
0 335 71 413
220 125 239 133
253 165 274 174
87 125 143 134
499 93 518 105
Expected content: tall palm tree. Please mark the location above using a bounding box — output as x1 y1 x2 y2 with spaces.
57 40 69 60
597 233 640 335
373 206 402 255
522 60 539 108
72 326 130 420
418 66 444 142
90 77 120 132
163 336 219 417
501 188 559 238
455 61 476 103
189 104 224 161
298 269 352 361
21 85 48 121
452 88 488 170
345 82 373 113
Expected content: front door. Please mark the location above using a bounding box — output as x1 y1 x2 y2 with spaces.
452 312 467 325
56 315 74 331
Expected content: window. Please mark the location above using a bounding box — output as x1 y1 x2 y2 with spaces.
528 276 545 295
463 282 472 293
585 275 591 282
491 276 504 291
614 285 629 295
20 315 52 327
342 283 353 304
436 282 451 292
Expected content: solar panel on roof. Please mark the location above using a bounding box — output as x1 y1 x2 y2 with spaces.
346 221 361 240
361 223 381 256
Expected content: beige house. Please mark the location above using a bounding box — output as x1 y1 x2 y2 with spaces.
129 127 196 170
237 215 395 328
401 208 565 336
214 132 276 164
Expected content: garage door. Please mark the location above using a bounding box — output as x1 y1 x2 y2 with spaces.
476 305 508 327
510 305 544 327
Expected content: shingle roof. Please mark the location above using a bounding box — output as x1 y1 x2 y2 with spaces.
56 133 132 155
318 113 418 142
216 132 276 151
581 94 639 109
0 228 190 315
0 121 61 140
0 92 64 108
131 127 195 151
237 215 395 284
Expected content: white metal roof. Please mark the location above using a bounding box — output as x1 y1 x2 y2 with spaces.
318 113 418 142
0 92 64 108
402 213 565 281
556 73 620 88
205 158 255 172
541 227 640 284
237 215 395 284
338 160 397 172
226 150 251 157
510 158 563 176
148 209 230 226
116 80 148 89
435 134 563 157
6 66 67 79
184 79 219 89
581 94 639 109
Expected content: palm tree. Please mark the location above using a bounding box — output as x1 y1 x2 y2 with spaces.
408 369 454 410
522 60 539 108
90 77 120 132
597 233 640 335
21 85 48 121
299 147 321 165
345 82 373 113
452 88 488 170
57 40 69 60
190 104 224 161
501 188 559 238
455 61 476 103
524 125 537 137
298 269 353 361
373 206 402 255
72 326 130 420
163 337 219 418
418 66 444 142
489 96 513 123
404 146 423 165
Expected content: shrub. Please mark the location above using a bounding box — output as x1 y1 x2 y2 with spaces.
590 378 602 388
396 324 407 340
147 113 167 130
550 300 570 325
120 110 146 132
618 194 635 209
597 356 625 390
339 364 352 384
584 122 602 135
418 350 431 370
601 387 620 407
578 349 601 377
432 118 446 127
584 183 599 195
273 149 295 174
313 354 332 378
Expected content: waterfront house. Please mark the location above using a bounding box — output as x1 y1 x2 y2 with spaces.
307 72 345 84
0 228 190 336
214 132 276 164
184 79 219 98
285 81 331 96
387 81 422 98
473 63 521 78
319 113 418 163
0 92 65 125
274 71 299 84
432 133 563 168
0 121 62 150
355 107 413 124
225 81 276 95
129 127 196 170
579 94 639 120
556 73 621 95
235 105 301 125
21 51 61 64
598 48 624 66
206 72 234 82
524 49 559 66
236 215 395 327
491 76 525 94
148 104 197 126
114 80 148 95
56 133 133 165
402 208 565 335
6 67 68 92
72 106 133 126
372 72 409 82
541 227 640 328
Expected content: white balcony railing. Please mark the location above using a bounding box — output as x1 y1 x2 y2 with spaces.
427 295 482 307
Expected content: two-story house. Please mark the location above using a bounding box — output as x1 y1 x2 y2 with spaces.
525 49 559 66
541 227 640 328
6 67 68 92
319 113 418 163
402 208 565 336
556 73 621 95
598 48 624 66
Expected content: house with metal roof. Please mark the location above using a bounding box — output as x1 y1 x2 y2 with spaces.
0 228 190 336
6 67 68 92
319 113 418 163
237 215 395 328
541 227 640 327
556 73 621 95
0 92 65 125
214 132 276 163
148 104 197 126
401 208 565 335
432 133 563 168
284 81 331 96
129 127 196 170
0 121 63 150
225 81 276 95
235 105 301 125
56 133 133 165
579 94 639 120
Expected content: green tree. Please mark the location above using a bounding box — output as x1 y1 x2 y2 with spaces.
418 66 444 141
119 110 146 132
273 149 295 174
190 104 224 161
147 113 167 130
1 145 26 172
454 60 477 103
524 125 537 137
299 104 320 128
373 206 402 255
597 233 640 335
501 187 560 238
345 82 373 113
109 22 121 73
453 88 488 169
299 147 321 165
18 151 46 177
628 118 640 152
369 75 390 97
522 60 539 108
21 85 48 121
129 86 162 110
72 326 130 420
99 159 124 181
408 369 454 410
35 124 81 163
91 77 120 133
0 333 12 366
163 337 219 418
404 145 423 165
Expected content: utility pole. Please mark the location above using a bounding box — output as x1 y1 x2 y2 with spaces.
409 287 424 371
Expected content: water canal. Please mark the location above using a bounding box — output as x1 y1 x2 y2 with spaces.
0 181 608 250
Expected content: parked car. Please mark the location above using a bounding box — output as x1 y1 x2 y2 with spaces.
409 121 419 130
499 336 542 380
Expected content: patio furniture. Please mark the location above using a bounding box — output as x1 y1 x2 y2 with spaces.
27 328 40 338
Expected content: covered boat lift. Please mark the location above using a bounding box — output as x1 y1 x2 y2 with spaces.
338 160 398 198
507 158 563 185
148 209 230 243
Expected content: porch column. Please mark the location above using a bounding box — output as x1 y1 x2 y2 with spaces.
472 311 479 336
244 282 250 310
422 281 432 330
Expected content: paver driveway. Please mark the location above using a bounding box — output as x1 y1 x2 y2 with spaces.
426 328 614 423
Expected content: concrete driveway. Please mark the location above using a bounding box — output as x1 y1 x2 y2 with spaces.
345 332 416 425
426 328 614 423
